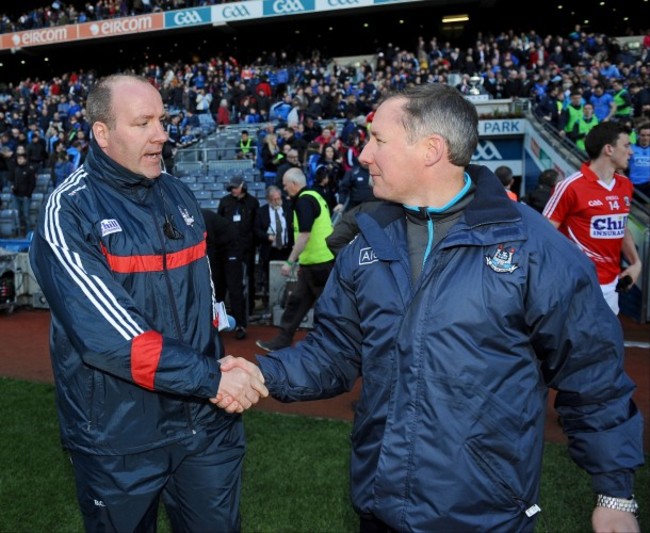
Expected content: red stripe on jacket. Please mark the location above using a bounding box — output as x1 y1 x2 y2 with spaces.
131 331 162 390
101 240 206 273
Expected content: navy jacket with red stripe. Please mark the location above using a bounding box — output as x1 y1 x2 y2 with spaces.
29 140 234 455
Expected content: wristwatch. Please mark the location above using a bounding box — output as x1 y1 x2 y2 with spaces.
596 494 639 517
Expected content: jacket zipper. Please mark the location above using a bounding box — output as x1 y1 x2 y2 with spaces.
155 182 196 435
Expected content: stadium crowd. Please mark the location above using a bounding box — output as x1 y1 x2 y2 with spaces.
0 12 649 321
1 1 220 33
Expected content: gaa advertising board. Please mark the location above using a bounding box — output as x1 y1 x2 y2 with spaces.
0 0 431 50
471 119 526 175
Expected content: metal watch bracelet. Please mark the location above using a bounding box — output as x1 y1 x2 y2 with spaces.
596 494 639 517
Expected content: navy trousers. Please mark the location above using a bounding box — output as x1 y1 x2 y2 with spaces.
69 422 245 532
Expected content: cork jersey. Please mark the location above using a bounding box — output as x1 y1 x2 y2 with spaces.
543 163 633 284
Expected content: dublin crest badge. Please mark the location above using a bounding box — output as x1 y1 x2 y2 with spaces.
485 244 519 273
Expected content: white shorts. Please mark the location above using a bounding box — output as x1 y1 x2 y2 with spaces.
600 279 619 316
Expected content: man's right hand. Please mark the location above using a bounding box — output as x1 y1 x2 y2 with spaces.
211 356 268 413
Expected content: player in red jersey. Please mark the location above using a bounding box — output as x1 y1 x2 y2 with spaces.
544 122 642 314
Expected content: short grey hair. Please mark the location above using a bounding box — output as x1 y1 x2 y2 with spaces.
384 84 479 167
283 167 306 187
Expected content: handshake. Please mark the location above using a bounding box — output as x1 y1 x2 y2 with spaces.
211 356 269 413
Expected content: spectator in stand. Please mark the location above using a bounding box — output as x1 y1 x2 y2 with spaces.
544 122 642 315
9 151 36 234
570 102 599 152
51 149 74 189
280 126 307 162
494 165 518 200
244 107 262 125
599 57 621 80
334 162 373 214
628 122 650 197
260 132 282 174
590 83 617 122
630 81 650 118
236 130 255 160
342 132 362 172
560 88 584 139
275 148 300 189
216 98 230 126
311 165 338 215
520 168 559 213
302 115 322 143
195 87 212 114
25 131 47 170
612 78 633 122
317 144 345 186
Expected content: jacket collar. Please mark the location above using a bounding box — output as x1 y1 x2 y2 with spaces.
84 138 158 195
357 164 524 257
361 165 520 228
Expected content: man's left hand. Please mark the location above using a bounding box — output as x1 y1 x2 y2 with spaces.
592 506 639 533
620 261 642 286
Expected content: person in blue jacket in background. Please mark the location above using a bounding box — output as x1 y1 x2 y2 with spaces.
221 83 644 532
30 74 267 533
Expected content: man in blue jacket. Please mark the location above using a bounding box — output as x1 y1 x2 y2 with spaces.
29 74 267 532
221 83 643 531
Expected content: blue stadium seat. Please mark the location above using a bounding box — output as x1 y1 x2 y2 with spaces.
193 190 212 200
199 199 219 210
175 161 204 176
0 209 20 238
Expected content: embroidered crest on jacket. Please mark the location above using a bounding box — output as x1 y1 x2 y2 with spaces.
485 244 519 273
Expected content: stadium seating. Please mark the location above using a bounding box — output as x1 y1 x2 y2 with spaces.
0 209 20 238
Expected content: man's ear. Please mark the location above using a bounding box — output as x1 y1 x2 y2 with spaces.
92 122 109 148
423 134 444 167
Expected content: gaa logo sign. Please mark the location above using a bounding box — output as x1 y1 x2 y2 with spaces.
172 9 207 26
472 140 503 161
266 0 307 14
221 5 252 19
173 10 203 25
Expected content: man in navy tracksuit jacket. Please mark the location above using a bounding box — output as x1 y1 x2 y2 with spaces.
222 84 644 532
29 75 267 532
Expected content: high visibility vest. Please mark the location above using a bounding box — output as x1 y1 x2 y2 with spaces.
575 115 599 151
294 190 334 265
239 138 252 154
564 105 583 133
614 89 632 118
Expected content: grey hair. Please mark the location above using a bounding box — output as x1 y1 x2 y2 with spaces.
266 185 282 198
284 167 307 187
86 74 151 129
384 84 479 167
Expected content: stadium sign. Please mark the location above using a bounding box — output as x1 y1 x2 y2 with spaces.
471 139 523 175
3 26 71 48
213 2 262 22
477 119 525 137
78 14 164 39
263 0 315 16
317 0 372 10
165 7 211 28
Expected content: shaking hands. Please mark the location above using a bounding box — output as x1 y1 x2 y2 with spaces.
211 356 269 414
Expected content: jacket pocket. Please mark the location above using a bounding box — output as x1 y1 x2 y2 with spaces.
465 438 528 512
